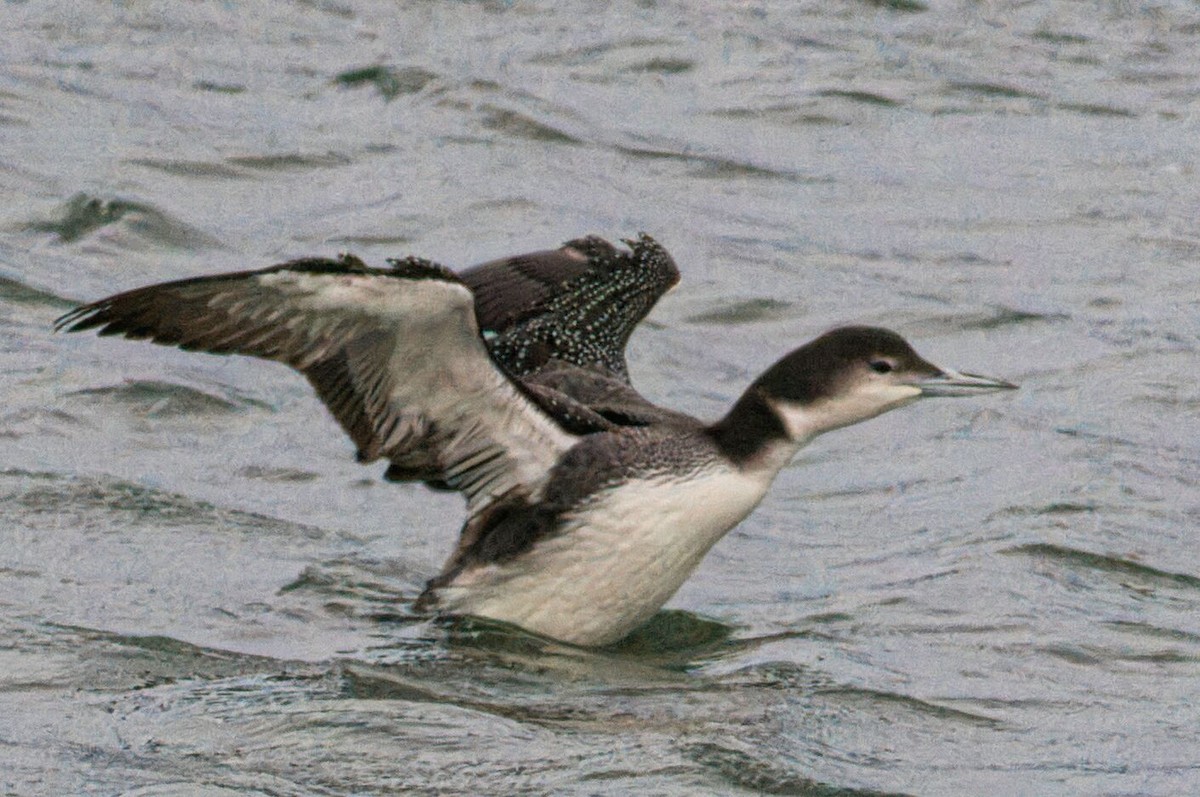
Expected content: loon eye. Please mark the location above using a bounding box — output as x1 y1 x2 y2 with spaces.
869 360 894 374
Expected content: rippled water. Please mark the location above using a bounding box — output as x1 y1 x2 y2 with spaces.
4 2 1199 794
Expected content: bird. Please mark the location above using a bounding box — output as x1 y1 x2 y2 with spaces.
55 235 1018 647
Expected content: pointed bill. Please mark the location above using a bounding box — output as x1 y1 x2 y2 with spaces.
912 367 1019 397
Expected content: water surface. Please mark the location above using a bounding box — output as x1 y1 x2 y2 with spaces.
3 2 1199 794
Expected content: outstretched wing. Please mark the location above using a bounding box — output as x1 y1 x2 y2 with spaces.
55 254 578 510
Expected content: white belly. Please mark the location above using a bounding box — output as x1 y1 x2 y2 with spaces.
436 463 775 646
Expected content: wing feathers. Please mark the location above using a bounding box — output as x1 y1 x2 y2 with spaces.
57 256 577 509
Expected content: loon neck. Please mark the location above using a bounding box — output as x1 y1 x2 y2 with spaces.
706 387 809 471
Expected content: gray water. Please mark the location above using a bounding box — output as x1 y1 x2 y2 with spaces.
3 1 1199 795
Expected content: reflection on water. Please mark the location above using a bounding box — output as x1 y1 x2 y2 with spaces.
3 0 1200 794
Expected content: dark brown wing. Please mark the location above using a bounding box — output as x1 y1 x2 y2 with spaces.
460 236 619 332
465 234 680 382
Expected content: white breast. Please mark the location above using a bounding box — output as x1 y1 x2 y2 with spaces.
436 457 785 646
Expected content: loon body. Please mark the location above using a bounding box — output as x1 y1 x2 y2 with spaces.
56 235 1017 646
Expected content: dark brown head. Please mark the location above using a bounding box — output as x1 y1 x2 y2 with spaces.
710 326 1018 462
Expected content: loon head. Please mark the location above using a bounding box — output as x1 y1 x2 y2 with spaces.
755 325 1018 442
711 326 1018 463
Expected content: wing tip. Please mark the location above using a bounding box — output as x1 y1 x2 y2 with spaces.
54 302 107 334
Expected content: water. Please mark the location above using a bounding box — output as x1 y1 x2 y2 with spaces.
3 1 1199 794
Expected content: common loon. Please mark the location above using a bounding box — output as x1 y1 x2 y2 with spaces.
55 237 1017 646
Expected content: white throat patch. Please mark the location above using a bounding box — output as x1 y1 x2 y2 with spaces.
766 382 922 442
